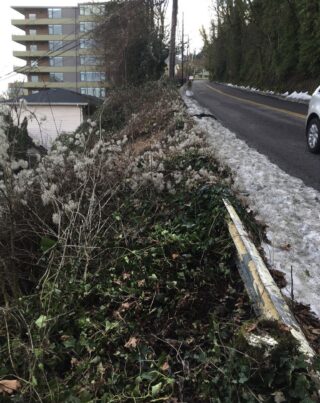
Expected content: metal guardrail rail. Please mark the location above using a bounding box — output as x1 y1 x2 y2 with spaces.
223 198 315 359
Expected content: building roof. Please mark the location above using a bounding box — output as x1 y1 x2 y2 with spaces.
7 88 103 106
12 6 76 11
12 3 100 11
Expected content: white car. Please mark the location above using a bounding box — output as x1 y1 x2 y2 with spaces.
306 86 320 153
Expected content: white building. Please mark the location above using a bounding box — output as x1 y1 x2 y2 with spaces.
7 88 101 148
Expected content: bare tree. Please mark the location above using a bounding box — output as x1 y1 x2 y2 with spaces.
94 0 168 86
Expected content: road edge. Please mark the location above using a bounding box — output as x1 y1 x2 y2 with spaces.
211 81 310 106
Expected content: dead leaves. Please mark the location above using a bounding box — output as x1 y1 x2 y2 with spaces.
122 272 131 280
272 391 286 403
0 379 21 395
120 301 132 311
278 323 290 333
70 357 79 368
137 279 145 287
279 243 291 251
160 362 170 371
310 328 320 336
125 336 139 349
245 322 258 333
269 269 287 289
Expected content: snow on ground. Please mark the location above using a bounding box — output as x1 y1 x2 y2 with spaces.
286 91 312 101
227 83 312 102
183 94 320 318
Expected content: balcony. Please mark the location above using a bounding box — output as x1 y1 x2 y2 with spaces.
11 18 75 27
78 15 101 22
14 65 103 74
12 34 76 44
21 81 108 89
13 49 95 59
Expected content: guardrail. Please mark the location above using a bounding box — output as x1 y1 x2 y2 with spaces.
223 198 315 358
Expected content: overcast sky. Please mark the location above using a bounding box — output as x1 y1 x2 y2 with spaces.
0 0 213 94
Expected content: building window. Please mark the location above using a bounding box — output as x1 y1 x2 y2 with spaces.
50 72 64 82
81 87 105 98
80 21 97 33
80 56 102 66
30 75 39 82
49 57 63 67
49 25 62 35
49 41 63 51
30 59 38 67
80 39 96 49
80 4 105 16
48 8 61 19
29 29 37 35
80 72 105 82
29 13 36 19
30 44 38 51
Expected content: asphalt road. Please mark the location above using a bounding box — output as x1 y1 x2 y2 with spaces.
192 81 320 192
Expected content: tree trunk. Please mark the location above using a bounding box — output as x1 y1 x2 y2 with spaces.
169 0 178 79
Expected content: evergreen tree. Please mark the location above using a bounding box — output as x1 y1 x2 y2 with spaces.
202 0 320 90
297 0 320 77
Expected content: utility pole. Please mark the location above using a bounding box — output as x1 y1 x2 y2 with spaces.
181 12 184 84
169 0 178 80
186 35 190 78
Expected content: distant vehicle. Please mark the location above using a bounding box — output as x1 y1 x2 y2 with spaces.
306 86 320 153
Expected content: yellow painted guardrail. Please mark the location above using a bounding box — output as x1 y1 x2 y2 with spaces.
223 198 314 358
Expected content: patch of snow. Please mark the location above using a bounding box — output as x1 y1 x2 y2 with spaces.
221 82 311 103
183 94 320 318
287 91 312 101
246 333 278 348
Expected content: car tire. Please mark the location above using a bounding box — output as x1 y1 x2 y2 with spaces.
306 117 320 153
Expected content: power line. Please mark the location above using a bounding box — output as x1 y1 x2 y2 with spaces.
0 21 103 85
0 28 83 82
3 2 166 87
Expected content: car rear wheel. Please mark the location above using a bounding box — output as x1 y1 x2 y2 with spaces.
307 117 320 153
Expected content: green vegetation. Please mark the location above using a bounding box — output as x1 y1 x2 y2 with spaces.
202 0 320 92
0 84 318 401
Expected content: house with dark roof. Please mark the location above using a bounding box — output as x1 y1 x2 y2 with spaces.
6 88 102 148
